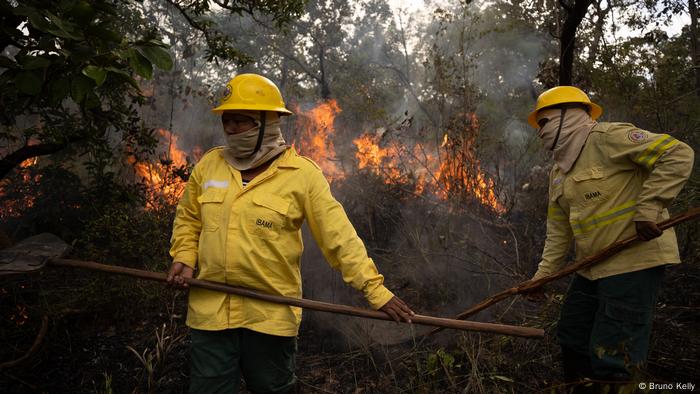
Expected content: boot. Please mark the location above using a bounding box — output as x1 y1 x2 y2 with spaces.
561 347 596 394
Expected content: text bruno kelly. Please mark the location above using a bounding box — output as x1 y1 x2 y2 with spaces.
638 382 695 391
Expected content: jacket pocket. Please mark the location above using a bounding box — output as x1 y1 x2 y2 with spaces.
245 194 291 240
197 187 227 231
253 194 290 216
568 166 610 207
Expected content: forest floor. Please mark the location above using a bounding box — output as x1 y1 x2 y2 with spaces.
1 262 698 393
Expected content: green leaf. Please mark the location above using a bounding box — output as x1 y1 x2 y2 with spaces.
46 12 84 40
49 78 71 105
86 24 122 43
106 67 140 89
12 6 39 17
71 74 94 103
136 45 173 71
127 49 152 79
70 1 95 24
84 90 100 109
28 14 53 32
82 65 108 86
16 71 43 95
69 45 96 64
20 56 51 70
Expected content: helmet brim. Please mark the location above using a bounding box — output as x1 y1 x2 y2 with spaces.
527 101 603 129
212 104 294 116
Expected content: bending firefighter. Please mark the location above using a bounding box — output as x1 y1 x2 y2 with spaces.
167 73 414 393
526 87 694 386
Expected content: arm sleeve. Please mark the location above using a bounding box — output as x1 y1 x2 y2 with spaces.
605 126 695 221
303 168 394 309
169 168 202 269
533 198 574 280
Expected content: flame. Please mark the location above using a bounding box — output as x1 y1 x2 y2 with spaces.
292 101 503 213
20 158 38 168
0 157 40 218
352 133 404 184
131 129 198 209
352 113 505 214
293 100 344 180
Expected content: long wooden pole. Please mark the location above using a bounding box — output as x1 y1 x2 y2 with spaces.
48 258 544 339
427 207 700 337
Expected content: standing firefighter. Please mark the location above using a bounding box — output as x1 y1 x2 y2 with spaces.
167 73 414 393
526 87 694 387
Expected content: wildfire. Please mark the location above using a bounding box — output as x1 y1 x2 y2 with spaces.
293 99 345 180
20 158 38 168
293 100 504 214
131 129 198 209
352 133 407 184
0 157 40 218
350 115 504 214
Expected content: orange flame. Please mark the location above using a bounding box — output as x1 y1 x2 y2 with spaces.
293 100 344 180
0 157 40 218
352 113 505 214
131 129 198 209
293 101 503 213
19 158 38 168
352 133 404 184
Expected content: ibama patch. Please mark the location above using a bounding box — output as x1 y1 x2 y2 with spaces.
627 130 648 144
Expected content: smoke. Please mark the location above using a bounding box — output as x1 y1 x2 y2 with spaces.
137 0 547 347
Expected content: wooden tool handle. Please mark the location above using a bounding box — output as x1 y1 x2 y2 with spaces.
427 207 700 337
49 258 544 339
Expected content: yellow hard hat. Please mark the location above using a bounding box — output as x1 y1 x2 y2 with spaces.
212 73 293 115
527 86 603 128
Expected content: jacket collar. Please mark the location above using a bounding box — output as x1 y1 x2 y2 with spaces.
275 146 301 169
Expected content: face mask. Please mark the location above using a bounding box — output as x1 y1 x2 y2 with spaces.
222 115 287 171
537 107 597 173
225 124 264 158
537 109 563 151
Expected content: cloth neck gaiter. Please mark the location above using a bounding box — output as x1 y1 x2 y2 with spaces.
222 112 288 171
537 107 597 173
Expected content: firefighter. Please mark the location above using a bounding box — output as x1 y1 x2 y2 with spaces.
525 86 694 387
166 73 414 393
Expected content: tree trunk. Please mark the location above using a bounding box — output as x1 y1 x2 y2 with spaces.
318 45 331 99
559 0 593 85
0 143 68 180
689 0 700 97
587 1 610 63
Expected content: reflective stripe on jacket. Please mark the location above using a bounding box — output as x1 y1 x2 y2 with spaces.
170 147 394 336
534 122 694 280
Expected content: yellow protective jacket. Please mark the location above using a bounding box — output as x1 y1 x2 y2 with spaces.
534 122 694 281
170 147 394 336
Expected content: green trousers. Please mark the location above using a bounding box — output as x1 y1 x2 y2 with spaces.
557 265 665 379
189 328 297 394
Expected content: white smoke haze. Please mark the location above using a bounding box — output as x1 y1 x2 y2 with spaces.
132 0 555 346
